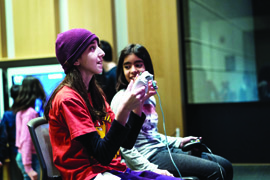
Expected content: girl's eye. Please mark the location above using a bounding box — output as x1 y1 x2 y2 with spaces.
135 63 143 68
124 65 131 69
89 45 96 51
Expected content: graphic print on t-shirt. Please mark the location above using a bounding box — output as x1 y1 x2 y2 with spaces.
95 113 111 138
141 104 158 136
94 113 120 159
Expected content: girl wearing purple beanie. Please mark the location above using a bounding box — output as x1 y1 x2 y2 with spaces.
44 28 179 180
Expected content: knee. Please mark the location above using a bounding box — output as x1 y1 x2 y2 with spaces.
217 159 233 180
223 160 233 180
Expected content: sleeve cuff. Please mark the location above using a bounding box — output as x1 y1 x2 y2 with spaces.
126 111 146 129
24 164 33 173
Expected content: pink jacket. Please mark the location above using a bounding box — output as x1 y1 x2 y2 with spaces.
16 107 38 172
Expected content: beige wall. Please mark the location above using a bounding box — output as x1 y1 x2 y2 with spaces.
0 0 115 60
12 0 56 58
68 0 115 55
0 0 7 58
126 0 184 136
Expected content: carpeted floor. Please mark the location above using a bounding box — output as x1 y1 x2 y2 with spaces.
233 164 270 180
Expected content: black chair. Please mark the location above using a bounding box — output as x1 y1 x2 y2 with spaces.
27 117 62 180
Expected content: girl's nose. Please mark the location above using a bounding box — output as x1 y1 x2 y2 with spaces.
98 47 105 57
130 65 137 72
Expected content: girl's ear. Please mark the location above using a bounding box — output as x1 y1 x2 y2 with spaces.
73 60 80 66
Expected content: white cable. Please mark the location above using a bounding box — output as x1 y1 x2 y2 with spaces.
155 85 224 180
155 90 182 178
202 144 224 180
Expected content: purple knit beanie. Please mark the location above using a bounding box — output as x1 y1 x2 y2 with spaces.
55 28 99 73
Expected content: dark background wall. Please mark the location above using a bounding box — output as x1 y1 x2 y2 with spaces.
185 102 270 163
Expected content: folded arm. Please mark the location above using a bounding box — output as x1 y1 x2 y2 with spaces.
76 112 145 165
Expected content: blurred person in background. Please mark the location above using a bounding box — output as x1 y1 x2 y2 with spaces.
12 76 46 180
95 40 117 104
1 84 23 180
0 121 7 180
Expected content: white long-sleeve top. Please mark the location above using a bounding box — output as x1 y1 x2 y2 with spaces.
111 89 182 171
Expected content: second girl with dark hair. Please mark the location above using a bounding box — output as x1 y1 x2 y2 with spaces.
111 44 233 180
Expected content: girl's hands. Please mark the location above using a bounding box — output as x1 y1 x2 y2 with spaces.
27 169 38 180
154 169 174 177
144 80 158 100
115 79 158 125
132 80 157 115
124 79 147 111
115 79 146 125
179 136 202 148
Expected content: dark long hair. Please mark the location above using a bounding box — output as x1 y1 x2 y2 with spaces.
10 85 20 100
116 44 154 91
12 76 46 113
44 67 106 122
100 40 112 62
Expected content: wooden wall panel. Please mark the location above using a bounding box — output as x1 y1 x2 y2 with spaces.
126 0 184 136
68 0 115 52
0 0 6 58
12 0 56 58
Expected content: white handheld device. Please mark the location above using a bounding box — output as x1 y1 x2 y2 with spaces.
132 71 156 93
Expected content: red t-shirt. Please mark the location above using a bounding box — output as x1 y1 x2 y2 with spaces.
48 86 127 180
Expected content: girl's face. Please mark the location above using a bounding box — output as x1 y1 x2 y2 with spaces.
76 40 104 77
123 54 145 83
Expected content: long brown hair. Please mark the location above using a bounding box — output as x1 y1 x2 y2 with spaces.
44 67 106 122
12 76 46 113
